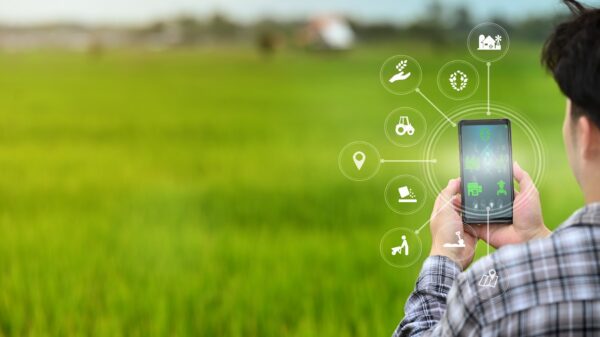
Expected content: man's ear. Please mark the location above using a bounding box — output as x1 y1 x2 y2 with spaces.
577 116 600 160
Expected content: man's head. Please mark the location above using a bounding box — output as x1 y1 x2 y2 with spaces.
542 0 600 197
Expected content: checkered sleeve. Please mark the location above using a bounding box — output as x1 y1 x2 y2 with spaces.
430 271 482 337
393 256 462 337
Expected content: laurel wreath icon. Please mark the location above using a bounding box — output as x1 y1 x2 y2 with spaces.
449 70 468 92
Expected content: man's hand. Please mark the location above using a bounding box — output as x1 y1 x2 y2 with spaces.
474 162 551 248
429 178 477 270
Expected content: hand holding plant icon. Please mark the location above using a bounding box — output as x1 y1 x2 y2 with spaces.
389 59 412 83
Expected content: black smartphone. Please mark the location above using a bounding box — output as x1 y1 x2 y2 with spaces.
458 119 514 224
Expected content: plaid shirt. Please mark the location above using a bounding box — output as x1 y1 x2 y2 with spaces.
394 202 600 337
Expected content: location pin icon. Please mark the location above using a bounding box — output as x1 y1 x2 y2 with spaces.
353 151 366 170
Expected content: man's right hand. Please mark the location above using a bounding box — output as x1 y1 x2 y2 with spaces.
475 162 551 248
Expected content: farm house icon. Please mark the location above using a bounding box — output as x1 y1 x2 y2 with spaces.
395 116 415 136
478 34 502 51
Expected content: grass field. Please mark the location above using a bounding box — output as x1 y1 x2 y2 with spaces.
0 42 584 336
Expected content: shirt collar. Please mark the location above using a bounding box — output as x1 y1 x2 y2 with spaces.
557 202 600 231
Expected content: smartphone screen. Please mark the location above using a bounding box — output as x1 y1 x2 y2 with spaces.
458 119 513 224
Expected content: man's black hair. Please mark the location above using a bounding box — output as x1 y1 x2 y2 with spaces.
542 0 600 129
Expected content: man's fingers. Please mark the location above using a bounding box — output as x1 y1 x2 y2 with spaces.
435 178 460 208
513 161 524 181
452 194 464 214
513 161 534 192
452 194 462 209
474 224 498 243
442 178 461 199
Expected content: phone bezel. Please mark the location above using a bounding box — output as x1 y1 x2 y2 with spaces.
458 118 514 225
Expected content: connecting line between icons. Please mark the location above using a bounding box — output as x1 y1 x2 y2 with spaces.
380 159 438 164
415 88 457 127
486 207 490 255
414 197 454 235
486 62 491 116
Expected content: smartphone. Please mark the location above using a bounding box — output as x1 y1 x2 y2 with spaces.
458 119 514 224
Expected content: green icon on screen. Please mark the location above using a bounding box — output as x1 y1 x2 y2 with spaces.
480 127 491 142
497 180 508 196
465 156 480 171
467 182 483 197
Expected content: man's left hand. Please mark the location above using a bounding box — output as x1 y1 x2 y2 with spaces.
429 178 477 270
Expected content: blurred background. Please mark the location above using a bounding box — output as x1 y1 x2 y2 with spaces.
0 0 592 336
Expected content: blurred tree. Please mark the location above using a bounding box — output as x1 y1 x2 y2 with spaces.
86 35 104 58
452 6 472 35
176 16 204 44
131 5 566 49
257 32 283 58
517 14 568 41
350 19 402 42
406 0 448 48
426 0 444 29
207 13 239 40
489 16 513 36
143 21 166 35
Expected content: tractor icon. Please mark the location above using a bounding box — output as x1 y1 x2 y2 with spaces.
395 116 415 136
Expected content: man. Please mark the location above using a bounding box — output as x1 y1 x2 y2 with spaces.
394 1 600 335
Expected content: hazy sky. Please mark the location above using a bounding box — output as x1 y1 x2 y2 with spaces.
0 0 596 25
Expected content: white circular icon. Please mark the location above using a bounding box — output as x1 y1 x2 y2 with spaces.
437 60 480 100
384 175 427 215
384 107 427 147
468 23 510 63
380 228 423 268
449 70 468 92
380 55 423 95
338 141 381 181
